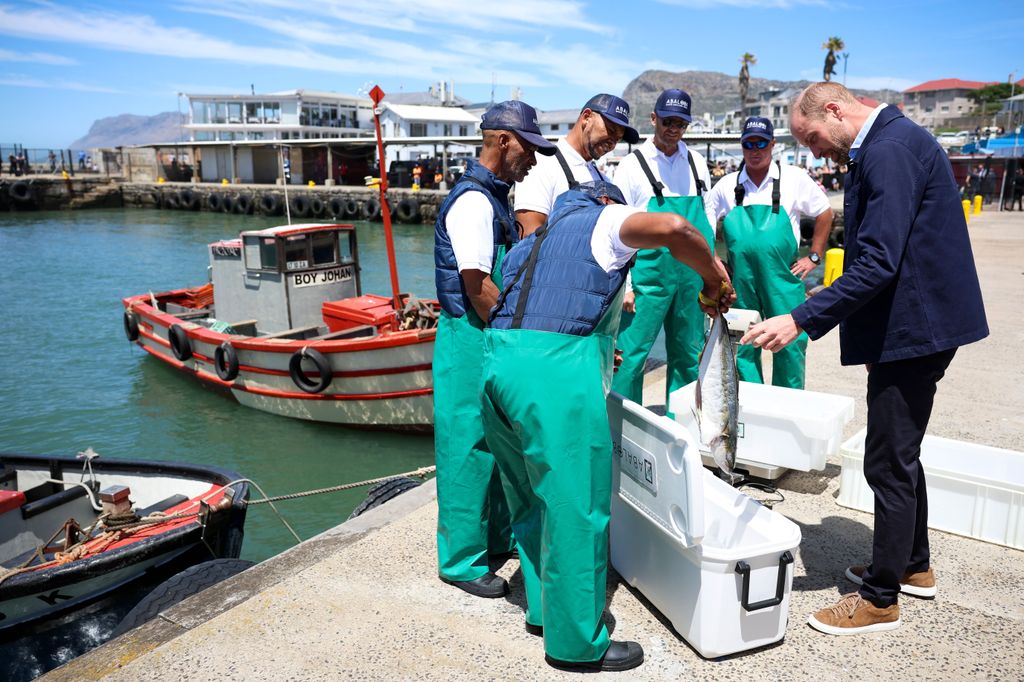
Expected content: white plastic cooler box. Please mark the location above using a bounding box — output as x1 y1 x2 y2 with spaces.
669 381 855 476
838 428 1024 550
607 392 801 658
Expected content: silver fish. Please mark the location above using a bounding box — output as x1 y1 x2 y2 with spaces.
694 315 740 483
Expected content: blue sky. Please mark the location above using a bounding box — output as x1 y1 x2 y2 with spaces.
0 0 1019 148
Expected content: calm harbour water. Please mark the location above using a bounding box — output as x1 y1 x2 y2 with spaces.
0 207 439 564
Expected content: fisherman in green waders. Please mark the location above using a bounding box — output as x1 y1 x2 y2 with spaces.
611 88 715 414
704 116 833 388
481 181 733 671
433 100 557 598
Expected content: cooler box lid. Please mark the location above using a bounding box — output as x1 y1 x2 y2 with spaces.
608 391 705 547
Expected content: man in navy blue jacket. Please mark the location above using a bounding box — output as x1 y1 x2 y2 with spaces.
741 82 988 636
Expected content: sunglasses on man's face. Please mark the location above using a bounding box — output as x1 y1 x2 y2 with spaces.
742 139 771 150
659 117 688 130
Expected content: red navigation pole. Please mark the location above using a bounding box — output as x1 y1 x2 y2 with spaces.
368 84 403 311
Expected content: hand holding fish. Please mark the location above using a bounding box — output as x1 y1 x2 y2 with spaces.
740 314 803 352
697 258 736 317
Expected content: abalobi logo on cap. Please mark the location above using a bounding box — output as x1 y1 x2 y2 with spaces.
747 120 768 131
664 97 689 112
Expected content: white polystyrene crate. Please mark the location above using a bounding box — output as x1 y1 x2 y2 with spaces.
670 381 854 473
608 393 802 658
837 428 1024 550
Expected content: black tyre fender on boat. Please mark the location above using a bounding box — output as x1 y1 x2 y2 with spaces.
289 195 310 217
829 226 845 249
362 197 382 221
168 324 193 361
110 558 255 639
347 477 423 520
206 193 223 212
178 189 198 210
9 180 33 203
234 193 253 214
163 192 180 209
328 196 345 218
394 198 420 223
342 198 361 219
214 341 240 381
288 347 332 393
259 192 281 215
123 310 140 342
221 194 235 213
309 196 325 217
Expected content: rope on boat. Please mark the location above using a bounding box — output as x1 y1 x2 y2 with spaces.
0 465 437 586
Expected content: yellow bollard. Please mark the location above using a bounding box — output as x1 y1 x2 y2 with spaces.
308 180 315 187
973 194 982 215
963 199 971 224
823 248 845 287
221 178 229 185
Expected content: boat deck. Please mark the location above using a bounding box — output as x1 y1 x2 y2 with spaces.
46 208 1024 681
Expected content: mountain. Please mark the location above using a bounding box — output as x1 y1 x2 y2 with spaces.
622 70 902 133
69 112 187 149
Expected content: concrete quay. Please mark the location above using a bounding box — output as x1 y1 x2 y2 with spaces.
45 209 1024 681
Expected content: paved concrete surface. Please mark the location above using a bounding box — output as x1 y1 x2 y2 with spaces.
47 209 1024 681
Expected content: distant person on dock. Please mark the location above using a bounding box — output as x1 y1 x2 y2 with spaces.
78 150 86 170
513 93 639 236
610 88 713 414
482 180 732 672
432 100 556 600
48 150 56 173
8 153 17 176
704 116 833 390
742 82 989 636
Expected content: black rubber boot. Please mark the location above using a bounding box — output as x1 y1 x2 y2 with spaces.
439 572 509 598
545 640 644 672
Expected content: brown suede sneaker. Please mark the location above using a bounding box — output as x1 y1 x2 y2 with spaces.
808 593 901 635
845 565 937 599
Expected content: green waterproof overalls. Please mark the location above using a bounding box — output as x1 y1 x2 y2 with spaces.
612 150 715 414
481 233 626 663
434 243 514 582
722 163 808 388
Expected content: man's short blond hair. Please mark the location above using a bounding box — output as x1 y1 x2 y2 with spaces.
793 82 859 120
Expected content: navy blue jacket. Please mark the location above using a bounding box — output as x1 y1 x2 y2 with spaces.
793 106 988 364
434 161 516 316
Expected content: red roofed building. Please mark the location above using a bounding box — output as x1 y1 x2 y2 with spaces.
902 78 994 129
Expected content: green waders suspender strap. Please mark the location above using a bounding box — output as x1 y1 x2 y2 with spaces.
734 161 781 214
633 148 705 200
632 149 664 202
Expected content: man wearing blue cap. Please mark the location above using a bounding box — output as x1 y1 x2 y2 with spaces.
611 88 714 413
433 100 557 599
483 180 733 671
704 116 833 388
514 94 640 235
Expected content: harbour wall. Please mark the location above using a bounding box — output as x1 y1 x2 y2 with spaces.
0 176 448 224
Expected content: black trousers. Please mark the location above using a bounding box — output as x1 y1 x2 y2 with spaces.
859 348 957 607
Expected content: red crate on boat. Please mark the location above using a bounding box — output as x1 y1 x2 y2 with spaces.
322 294 396 332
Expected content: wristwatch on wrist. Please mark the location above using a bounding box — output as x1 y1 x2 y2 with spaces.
808 252 821 265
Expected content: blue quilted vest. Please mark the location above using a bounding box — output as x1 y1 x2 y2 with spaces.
434 161 517 317
490 190 629 335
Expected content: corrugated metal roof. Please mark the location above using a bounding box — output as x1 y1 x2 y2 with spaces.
381 104 480 123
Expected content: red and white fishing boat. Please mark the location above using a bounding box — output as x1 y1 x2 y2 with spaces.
122 222 437 431
121 85 439 431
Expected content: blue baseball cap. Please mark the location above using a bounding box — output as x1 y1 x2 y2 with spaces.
741 116 774 142
576 180 626 205
583 94 640 144
480 100 557 155
654 89 693 123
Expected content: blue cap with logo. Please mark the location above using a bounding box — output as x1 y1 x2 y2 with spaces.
576 180 626 205
741 116 774 143
654 89 693 123
480 100 557 155
583 93 640 144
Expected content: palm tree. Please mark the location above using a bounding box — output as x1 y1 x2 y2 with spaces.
822 37 844 81
738 53 757 114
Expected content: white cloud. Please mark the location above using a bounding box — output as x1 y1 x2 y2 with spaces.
0 48 76 65
845 75 916 91
0 73 122 92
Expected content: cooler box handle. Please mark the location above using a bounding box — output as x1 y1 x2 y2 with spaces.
735 550 794 612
